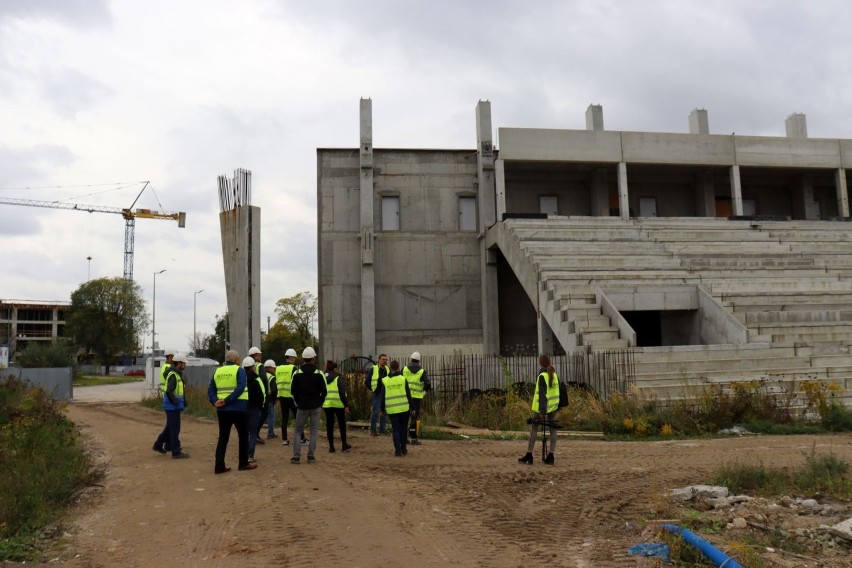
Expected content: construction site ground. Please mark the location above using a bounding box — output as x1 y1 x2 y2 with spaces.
37 384 852 567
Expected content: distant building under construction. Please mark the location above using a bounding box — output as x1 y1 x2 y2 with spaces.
0 299 68 363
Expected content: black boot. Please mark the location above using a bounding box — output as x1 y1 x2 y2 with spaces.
544 453 555 465
518 452 533 465
329 445 336 453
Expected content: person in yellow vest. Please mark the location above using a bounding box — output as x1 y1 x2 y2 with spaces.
247 346 269 444
154 348 176 453
207 350 256 474
518 354 559 465
322 360 351 453
243 356 266 463
403 351 430 446
275 348 299 446
263 359 278 439
380 360 412 457
289 347 327 464
367 354 389 436
152 353 189 459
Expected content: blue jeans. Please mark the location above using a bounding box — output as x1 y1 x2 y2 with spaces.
370 391 387 433
247 407 261 456
265 401 276 436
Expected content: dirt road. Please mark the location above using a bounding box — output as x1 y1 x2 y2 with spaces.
59 400 852 568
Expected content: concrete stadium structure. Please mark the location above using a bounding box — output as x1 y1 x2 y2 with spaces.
318 100 852 404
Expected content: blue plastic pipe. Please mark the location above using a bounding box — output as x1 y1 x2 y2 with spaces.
661 524 743 568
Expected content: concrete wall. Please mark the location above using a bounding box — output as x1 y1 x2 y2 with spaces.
318 149 485 359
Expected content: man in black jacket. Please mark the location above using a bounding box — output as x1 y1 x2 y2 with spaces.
290 347 327 464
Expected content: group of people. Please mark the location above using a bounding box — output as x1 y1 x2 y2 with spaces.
152 349 561 470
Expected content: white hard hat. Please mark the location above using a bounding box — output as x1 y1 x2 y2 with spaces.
410 351 421 361
264 359 276 367
164 348 176 356
172 353 187 363
248 346 262 356
285 348 297 358
241 356 255 368
302 346 316 359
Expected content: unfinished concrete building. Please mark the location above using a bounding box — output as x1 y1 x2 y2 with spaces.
0 299 68 362
218 168 261 357
317 100 852 404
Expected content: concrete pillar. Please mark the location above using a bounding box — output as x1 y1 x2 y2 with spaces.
494 159 507 220
793 175 817 220
219 204 261 356
617 162 629 219
476 100 500 354
836 168 850 218
359 98 376 357
585 104 604 131
730 165 744 216
689 109 709 134
537 313 554 355
51 307 58 339
590 168 609 216
694 171 715 217
785 113 808 138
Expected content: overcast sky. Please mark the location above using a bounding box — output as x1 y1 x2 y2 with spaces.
2 0 850 355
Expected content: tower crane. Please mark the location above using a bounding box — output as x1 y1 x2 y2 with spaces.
0 182 186 281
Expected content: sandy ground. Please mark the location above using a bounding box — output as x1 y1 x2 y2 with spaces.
53 384 852 567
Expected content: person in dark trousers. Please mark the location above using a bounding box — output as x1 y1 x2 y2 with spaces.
263 359 278 439
208 350 257 474
519 354 559 466
367 354 389 436
153 352 189 459
322 360 351 453
275 348 299 445
247 346 269 444
381 360 412 457
243 356 266 463
155 347 176 453
290 347 327 464
403 351 430 445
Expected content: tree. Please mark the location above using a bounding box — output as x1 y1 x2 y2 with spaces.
187 331 210 356
201 313 229 362
15 339 75 368
273 291 318 348
261 322 299 364
65 277 148 375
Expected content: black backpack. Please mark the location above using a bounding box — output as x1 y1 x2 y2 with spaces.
558 381 569 409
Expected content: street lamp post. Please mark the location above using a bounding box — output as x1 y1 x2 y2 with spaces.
152 269 166 356
193 289 204 356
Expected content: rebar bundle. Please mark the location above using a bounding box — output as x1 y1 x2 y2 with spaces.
217 168 252 212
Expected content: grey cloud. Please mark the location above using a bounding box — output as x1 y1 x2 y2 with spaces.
0 143 76 186
0 0 111 28
0 207 42 236
39 68 113 118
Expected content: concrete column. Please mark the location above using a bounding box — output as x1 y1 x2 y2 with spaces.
689 109 709 134
729 165 744 216
585 104 604 131
590 168 609 216
359 98 376 357
793 175 817 220
836 168 850 218
476 100 500 354
694 171 715 217
785 113 808 138
537 313 554 355
51 307 58 339
494 159 507 220
10 306 17 355
617 162 629 219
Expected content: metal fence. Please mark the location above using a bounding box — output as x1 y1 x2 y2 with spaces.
339 350 635 418
0 367 73 400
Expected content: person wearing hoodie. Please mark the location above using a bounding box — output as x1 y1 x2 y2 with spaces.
380 360 412 457
152 352 189 459
242 356 267 463
518 354 559 466
403 351 430 446
289 347 327 464
207 350 256 474
322 360 351 453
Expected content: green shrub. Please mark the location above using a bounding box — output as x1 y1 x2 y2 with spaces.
0 376 98 561
822 403 852 432
15 341 75 369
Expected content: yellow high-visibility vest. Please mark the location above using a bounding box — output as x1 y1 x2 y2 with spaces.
213 364 248 401
275 364 296 398
531 371 559 414
403 366 425 399
323 374 344 409
383 375 409 415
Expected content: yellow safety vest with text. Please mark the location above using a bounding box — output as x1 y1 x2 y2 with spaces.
531 371 560 414
275 364 295 398
213 364 249 401
403 366 425 399
383 375 409 415
323 374 344 409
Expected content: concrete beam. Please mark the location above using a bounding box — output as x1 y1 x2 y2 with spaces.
836 168 850 218
476 101 500 354
730 165 743 216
